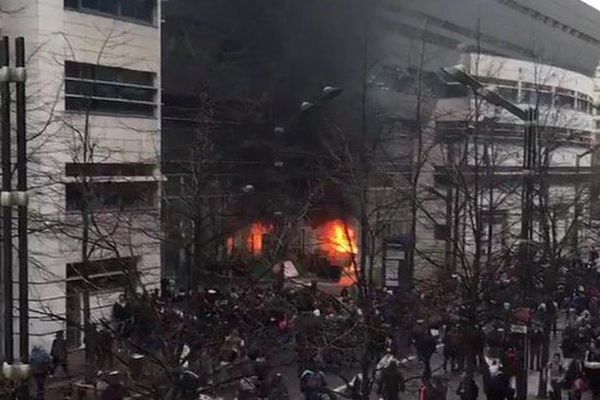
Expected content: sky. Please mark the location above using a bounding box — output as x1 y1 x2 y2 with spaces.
582 0 600 10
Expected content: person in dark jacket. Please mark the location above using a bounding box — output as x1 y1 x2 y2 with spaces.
30 346 52 400
378 360 406 400
101 371 126 400
267 373 290 400
456 373 479 400
414 328 437 378
50 331 68 376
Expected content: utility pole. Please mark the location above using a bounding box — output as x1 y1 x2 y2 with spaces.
15 37 29 361
1 36 13 362
0 36 29 364
521 107 537 400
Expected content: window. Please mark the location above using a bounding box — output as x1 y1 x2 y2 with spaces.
477 77 518 87
64 0 155 24
556 94 575 109
498 87 518 102
67 256 138 280
595 120 600 130
65 61 156 116
521 89 551 106
65 162 155 177
444 83 468 98
578 99 591 113
66 181 157 211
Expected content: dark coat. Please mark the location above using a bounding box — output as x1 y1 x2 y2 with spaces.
457 379 479 400
101 383 126 400
379 365 405 400
51 337 67 361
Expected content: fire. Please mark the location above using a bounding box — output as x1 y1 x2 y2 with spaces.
247 223 272 256
321 220 358 286
330 223 357 254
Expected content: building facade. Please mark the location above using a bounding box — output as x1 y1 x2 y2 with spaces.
0 0 162 355
161 0 600 289
422 53 595 278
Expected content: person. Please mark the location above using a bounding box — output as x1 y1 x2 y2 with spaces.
300 369 327 400
564 359 583 400
101 371 126 400
112 295 127 334
489 366 511 400
348 375 363 400
414 325 437 378
30 346 52 400
238 376 260 400
222 328 245 363
503 347 519 379
443 326 458 372
419 376 430 400
529 327 543 370
84 324 98 367
96 327 114 370
378 360 405 400
267 373 289 400
587 339 600 362
456 373 479 400
548 353 564 400
50 331 68 376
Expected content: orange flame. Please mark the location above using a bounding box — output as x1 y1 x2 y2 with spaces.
321 220 358 286
247 223 272 255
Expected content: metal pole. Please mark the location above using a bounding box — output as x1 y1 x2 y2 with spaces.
1 36 13 362
516 107 535 400
15 37 28 361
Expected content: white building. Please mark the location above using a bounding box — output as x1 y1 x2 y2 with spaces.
0 0 162 355
419 53 595 275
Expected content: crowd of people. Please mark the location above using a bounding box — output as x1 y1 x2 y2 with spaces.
24 253 600 400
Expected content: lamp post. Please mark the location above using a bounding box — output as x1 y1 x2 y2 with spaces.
1 361 32 399
442 64 536 400
0 36 29 365
574 146 598 255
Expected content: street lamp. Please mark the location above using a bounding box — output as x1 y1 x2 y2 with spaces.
321 86 344 102
442 64 537 400
299 86 344 114
241 184 255 194
1 362 32 398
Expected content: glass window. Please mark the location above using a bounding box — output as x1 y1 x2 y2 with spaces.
121 0 153 21
444 83 468 98
65 61 156 116
98 0 119 14
578 99 589 113
538 92 552 106
81 0 99 9
556 94 575 109
65 0 155 24
521 89 536 104
498 87 518 102
66 182 157 211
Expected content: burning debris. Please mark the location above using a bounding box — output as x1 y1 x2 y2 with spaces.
320 220 358 286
